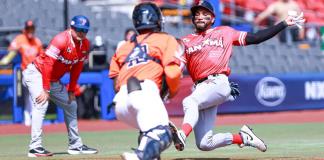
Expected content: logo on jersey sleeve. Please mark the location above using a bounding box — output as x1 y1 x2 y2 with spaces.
45 45 60 59
186 37 224 54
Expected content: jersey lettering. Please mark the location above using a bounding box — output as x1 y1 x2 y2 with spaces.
186 37 224 54
126 44 149 68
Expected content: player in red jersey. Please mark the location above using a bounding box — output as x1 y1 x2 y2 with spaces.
22 15 98 157
169 0 305 153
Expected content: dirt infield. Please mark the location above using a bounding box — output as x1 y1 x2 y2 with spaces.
1 109 324 136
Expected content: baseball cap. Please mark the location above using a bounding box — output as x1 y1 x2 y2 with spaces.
191 0 215 17
24 20 35 29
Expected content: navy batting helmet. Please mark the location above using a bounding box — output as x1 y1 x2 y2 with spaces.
132 2 163 32
191 0 215 17
70 15 90 33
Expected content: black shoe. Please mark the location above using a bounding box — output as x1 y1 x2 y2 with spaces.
67 145 98 155
28 147 53 157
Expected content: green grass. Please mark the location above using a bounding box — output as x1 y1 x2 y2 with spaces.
0 114 56 121
0 114 12 120
0 123 324 160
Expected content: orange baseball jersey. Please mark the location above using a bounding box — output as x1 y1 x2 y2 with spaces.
109 32 181 91
181 26 247 82
8 33 43 70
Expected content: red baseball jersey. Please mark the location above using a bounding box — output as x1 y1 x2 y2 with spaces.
181 26 247 82
33 29 90 92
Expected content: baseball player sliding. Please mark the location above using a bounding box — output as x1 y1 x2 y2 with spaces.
170 0 305 152
23 15 97 157
109 2 183 160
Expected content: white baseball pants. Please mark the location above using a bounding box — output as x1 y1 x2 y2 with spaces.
182 74 234 150
22 85 33 126
22 63 83 150
113 79 169 132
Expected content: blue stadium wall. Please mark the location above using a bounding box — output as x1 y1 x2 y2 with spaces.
166 74 324 116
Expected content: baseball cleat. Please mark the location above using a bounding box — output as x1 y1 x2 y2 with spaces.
121 152 140 160
28 147 53 157
67 144 98 155
239 125 267 152
169 121 186 151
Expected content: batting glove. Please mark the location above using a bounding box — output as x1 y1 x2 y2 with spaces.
286 11 305 29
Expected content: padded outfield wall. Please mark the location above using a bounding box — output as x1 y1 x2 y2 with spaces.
165 74 324 116
3 71 324 121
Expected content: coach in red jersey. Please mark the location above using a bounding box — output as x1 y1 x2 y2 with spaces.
170 0 305 153
22 15 98 157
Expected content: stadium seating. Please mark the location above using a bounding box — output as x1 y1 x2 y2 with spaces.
231 42 323 74
0 0 323 75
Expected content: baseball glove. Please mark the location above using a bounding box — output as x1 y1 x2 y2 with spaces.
230 82 240 100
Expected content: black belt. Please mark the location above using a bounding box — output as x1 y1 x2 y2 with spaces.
194 73 223 85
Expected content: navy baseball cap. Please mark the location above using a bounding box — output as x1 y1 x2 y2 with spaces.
191 0 215 17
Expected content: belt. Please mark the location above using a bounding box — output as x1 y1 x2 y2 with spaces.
194 73 223 85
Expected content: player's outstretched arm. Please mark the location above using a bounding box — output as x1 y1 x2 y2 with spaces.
245 22 287 45
246 12 305 45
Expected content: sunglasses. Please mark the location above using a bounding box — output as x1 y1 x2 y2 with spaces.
73 27 88 33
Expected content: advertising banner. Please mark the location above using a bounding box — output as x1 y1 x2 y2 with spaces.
166 74 324 116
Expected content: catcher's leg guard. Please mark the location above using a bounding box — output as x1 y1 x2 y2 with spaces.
136 125 172 160
137 131 161 160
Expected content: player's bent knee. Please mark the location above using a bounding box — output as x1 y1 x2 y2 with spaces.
182 96 198 111
136 125 172 160
127 76 142 93
197 136 216 151
196 132 214 151
197 142 214 151
62 101 77 118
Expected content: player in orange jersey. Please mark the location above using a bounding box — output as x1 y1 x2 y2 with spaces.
0 20 43 126
109 2 183 160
